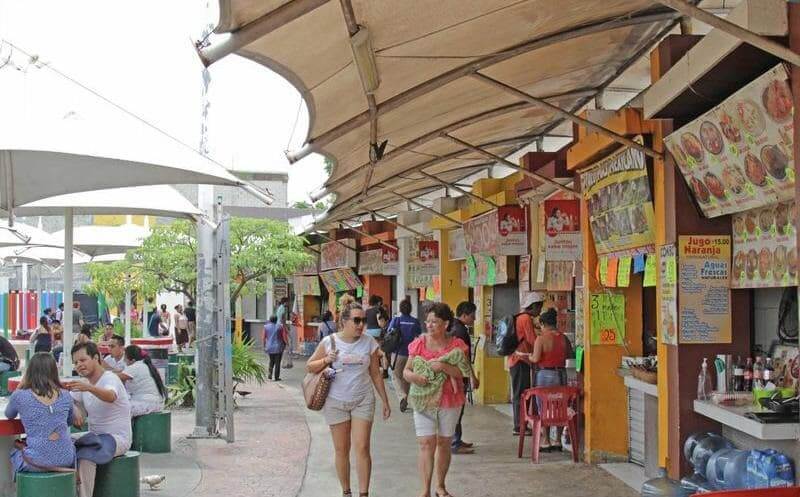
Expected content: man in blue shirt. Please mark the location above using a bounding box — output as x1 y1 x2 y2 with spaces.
387 298 422 413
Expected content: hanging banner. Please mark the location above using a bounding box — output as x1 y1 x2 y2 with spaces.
448 228 467 261
273 277 289 302
407 240 439 288
294 275 321 296
546 261 573 292
659 245 678 346
732 200 797 288
461 256 508 287
463 206 528 256
358 249 384 275
574 287 585 348
678 236 732 344
382 246 399 275
320 268 363 293
297 248 319 275
320 238 357 271
665 64 795 218
590 293 625 345
544 198 582 261
519 255 531 303
582 143 656 258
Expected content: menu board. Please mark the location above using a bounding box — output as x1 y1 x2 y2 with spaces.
448 228 466 261
358 249 383 275
464 206 528 256
544 198 582 261
582 144 656 257
407 239 439 288
659 244 678 346
546 261 574 292
319 268 362 293
589 293 625 345
294 275 321 296
320 238 357 271
297 248 319 275
664 64 795 218
678 236 731 344
382 246 398 275
732 200 798 288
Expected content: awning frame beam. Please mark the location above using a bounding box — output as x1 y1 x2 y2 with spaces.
339 221 397 251
314 232 358 253
367 210 429 238
385 190 463 227
417 171 499 208
471 73 663 160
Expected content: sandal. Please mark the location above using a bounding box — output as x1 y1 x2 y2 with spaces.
343 491 352 497
435 490 454 497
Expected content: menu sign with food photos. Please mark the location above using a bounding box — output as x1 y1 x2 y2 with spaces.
320 238 357 271
678 236 732 344
665 64 795 218
732 201 798 288
464 206 528 256
582 144 656 257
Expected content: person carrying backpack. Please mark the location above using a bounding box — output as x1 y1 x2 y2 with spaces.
384 298 422 413
508 292 545 436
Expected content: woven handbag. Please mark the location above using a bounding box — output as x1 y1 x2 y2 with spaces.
302 334 337 411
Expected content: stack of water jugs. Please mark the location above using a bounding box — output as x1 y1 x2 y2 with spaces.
683 432 794 492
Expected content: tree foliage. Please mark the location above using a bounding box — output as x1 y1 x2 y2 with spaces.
86 218 311 306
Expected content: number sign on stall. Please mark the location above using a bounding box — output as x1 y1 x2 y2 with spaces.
590 293 625 345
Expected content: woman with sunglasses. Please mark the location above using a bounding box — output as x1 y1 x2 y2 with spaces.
306 303 391 497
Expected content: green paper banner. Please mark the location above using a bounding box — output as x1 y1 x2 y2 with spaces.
590 293 625 345
617 256 632 287
467 255 477 287
643 256 656 287
485 256 496 286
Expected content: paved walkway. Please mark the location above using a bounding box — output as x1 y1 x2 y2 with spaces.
148 356 637 497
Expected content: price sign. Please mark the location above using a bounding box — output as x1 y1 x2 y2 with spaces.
590 293 625 345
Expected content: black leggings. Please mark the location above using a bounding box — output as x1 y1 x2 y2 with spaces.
268 353 282 379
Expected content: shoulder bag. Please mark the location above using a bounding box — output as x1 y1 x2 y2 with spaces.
302 335 337 411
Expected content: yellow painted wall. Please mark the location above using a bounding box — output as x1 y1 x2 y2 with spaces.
436 229 467 309
94 215 155 227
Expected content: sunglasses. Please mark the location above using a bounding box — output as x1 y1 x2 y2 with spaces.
350 317 366 326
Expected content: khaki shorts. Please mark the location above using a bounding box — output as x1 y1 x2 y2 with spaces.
413 407 461 438
323 394 375 426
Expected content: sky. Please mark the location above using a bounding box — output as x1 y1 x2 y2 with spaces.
0 0 326 206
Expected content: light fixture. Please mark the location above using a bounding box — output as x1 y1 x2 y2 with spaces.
350 27 380 94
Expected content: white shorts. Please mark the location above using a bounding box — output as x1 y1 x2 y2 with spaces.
323 394 375 426
413 407 461 438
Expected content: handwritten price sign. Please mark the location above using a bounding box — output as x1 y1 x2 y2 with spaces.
590 293 625 346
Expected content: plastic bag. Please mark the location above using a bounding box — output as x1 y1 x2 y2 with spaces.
641 477 691 497
683 432 711 465
707 448 748 489
690 433 734 474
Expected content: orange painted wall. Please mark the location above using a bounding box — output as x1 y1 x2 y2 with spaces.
362 275 391 308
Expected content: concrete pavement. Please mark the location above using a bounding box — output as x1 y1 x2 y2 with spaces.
144 356 636 497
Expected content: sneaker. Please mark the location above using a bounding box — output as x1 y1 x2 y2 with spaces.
399 398 408 413
460 441 474 448
452 445 474 455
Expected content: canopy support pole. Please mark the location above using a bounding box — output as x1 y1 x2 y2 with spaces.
124 285 132 345
471 73 663 160
61 207 73 377
200 0 331 66
385 190 463 227
439 133 577 197
339 222 397 251
656 0 800 67
368 210 429 238
417 171 499 208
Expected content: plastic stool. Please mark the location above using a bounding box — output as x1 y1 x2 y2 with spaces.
132 411 171 453
16 471 76 497
0 370 21 396
93 451 140 497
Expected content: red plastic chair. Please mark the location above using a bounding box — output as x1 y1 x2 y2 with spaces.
517 386 580 463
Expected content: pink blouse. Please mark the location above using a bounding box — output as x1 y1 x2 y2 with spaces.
407 335 469 409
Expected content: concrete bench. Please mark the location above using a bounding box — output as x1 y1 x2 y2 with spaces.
131 411 171 453
0 370 21 397
93 451 140 497
16 471 76 497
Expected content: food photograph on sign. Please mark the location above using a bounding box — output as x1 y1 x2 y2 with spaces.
732 200 798 288
582 144 656 257
665 64 795 219
544 198 582 261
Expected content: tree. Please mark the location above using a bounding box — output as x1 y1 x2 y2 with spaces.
292 200 311 209
323 156 334 176
86 218 311 306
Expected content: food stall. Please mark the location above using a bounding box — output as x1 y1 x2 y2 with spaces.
292 247 322 350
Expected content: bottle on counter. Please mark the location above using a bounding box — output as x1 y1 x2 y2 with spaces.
753 356 764 390
764 358 775 386
743 357 754 392
733 356 744 392
698 357 713 400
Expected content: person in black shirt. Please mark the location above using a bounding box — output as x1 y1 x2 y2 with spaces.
449 301 479 454
184 301 196 347
364 295 383 339
0 335 20 372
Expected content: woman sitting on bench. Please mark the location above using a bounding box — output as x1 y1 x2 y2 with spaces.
116 345 167 417
5 353 76 475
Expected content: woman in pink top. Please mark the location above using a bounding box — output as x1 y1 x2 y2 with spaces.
404 303 468 497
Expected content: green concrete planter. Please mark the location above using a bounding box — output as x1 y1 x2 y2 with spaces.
17 471 76 497
132 411 171 453
93 451 140 497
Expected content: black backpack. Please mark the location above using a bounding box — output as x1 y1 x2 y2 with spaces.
380 317 401 357
495 313 524 356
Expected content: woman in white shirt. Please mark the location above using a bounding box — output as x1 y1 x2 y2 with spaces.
117 345 167 417
306 303 391 497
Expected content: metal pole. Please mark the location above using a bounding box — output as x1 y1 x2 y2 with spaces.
368 210 429 238
194 211 216 437
656 0 800 67
417 171 500 208
440 133 578 197
124 287 132 344
471 73 663 160
62 208 73 377
386 190 463 226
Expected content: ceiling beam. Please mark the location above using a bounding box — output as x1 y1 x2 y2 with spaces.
417 171 500 208
200 0 330 66
386 190 463 227
314 232 358 253
286 10 679 163
368 210 429 238
656 0 800 67
317 87 595 195
471 73 663 160
339 221 397 250
440 133 577 197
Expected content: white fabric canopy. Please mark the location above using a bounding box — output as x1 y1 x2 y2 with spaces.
16 185 202 219
0 221 60 248
0 245 90 265
52 224 150 258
